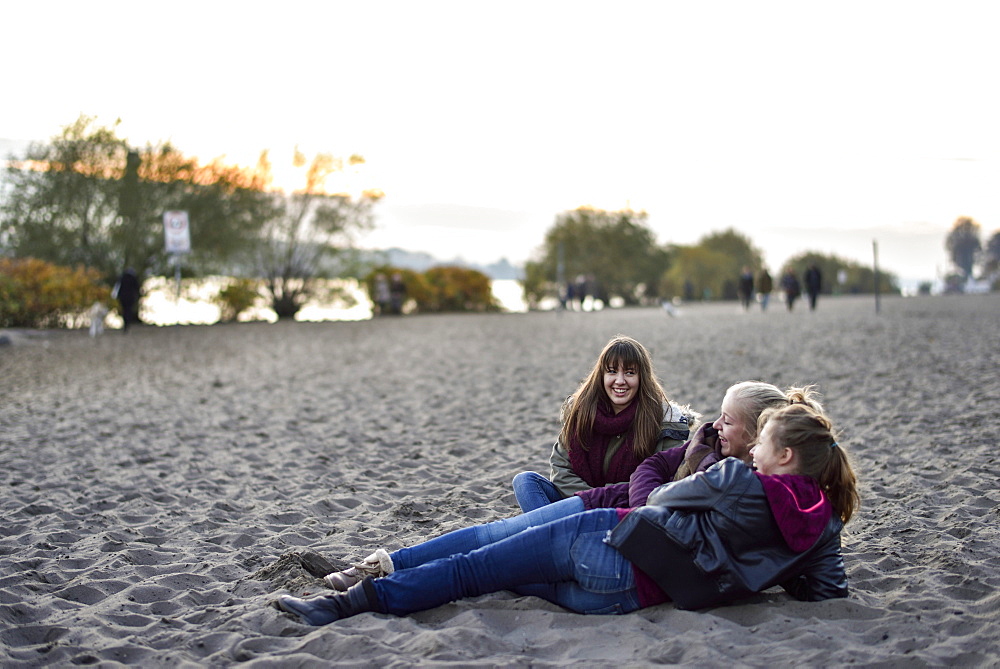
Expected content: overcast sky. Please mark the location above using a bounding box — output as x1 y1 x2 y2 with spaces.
5 0 999 282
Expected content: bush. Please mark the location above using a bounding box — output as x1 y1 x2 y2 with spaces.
214 278 260 322
364 267 429 315
419 266 499 313
364 265 498 314
0 257 110 328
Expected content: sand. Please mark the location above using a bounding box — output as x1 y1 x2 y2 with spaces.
1 293 998 667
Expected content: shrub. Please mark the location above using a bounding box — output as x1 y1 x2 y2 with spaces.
214 278 260 322
0 257 110 328
363 266 498 314
364 267 430 315
419 266 499 313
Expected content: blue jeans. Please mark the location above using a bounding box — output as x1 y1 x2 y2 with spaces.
393 496 585 569
512 471 565 512
373 507 639 616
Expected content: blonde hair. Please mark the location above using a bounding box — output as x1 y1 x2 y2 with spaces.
726 382 824 446
757 402 860 524
561 335 671 460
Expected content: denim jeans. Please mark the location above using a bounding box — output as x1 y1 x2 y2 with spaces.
373 508 640 616
511 471 565 512
393 495 585 570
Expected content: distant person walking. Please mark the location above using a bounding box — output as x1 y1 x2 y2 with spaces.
373 273 391 316
573 275 588 311
389 272 407 315
757 268 773 312
804 264 822 311
114 268 141 332
737 266 754 311
683 279 695 302
781 269 801 312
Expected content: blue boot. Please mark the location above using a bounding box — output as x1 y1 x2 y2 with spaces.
277 577 378 625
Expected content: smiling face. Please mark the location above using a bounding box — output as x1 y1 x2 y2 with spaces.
712 391 752 461
603 357 639 413
750 421 787 475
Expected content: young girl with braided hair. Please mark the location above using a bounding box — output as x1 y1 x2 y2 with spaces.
276 395 859 623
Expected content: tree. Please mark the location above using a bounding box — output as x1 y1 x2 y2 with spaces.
693 229 765 299
782 251 899 295
982 230 1000 277
1 115 274 300
658 245 733 301
698 229 764 271
657 228 764 301
945 216 981 278
523 207 668 307
132 143 275 278
252 149 383 319
1 116 125 275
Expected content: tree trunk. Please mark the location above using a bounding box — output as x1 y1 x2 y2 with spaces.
272 295 300 319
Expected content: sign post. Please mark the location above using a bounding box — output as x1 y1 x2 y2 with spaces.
163 211 191 299
873 239 881 314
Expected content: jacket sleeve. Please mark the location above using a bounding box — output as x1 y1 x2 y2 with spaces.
628 448 686 507
780 532 850 601
690 424 722 473
548 437 588 497
656 420 694 451
645 458 744 511
576 482 630 509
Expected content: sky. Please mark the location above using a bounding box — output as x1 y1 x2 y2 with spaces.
4 0 999 285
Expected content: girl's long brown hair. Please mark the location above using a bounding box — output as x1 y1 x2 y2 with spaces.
560 335 671 460
757 402 860 524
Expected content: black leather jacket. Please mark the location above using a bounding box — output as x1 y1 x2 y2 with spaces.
607 458 848 610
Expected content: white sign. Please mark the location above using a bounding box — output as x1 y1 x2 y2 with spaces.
163 211 191 254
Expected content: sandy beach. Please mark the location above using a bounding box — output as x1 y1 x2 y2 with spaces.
2 293 998 667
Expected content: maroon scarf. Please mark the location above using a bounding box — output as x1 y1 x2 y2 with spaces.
568 400 641 487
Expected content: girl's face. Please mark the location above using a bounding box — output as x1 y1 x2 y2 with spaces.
750 421 786 475
603 358 639 414
712 392 752 460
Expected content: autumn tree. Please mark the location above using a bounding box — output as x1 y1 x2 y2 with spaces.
0 115 273 299
1 117 125 274
945 216 981 278
251 149 383 319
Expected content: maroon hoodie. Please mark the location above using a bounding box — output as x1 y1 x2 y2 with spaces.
754 473 832 552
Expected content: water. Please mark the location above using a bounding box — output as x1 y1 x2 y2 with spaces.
137 277 528 326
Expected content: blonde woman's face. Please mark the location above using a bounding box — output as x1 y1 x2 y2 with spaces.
712 392 752 461
603 358 639 414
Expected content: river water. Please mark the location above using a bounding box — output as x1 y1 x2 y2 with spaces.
135 277 529 326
